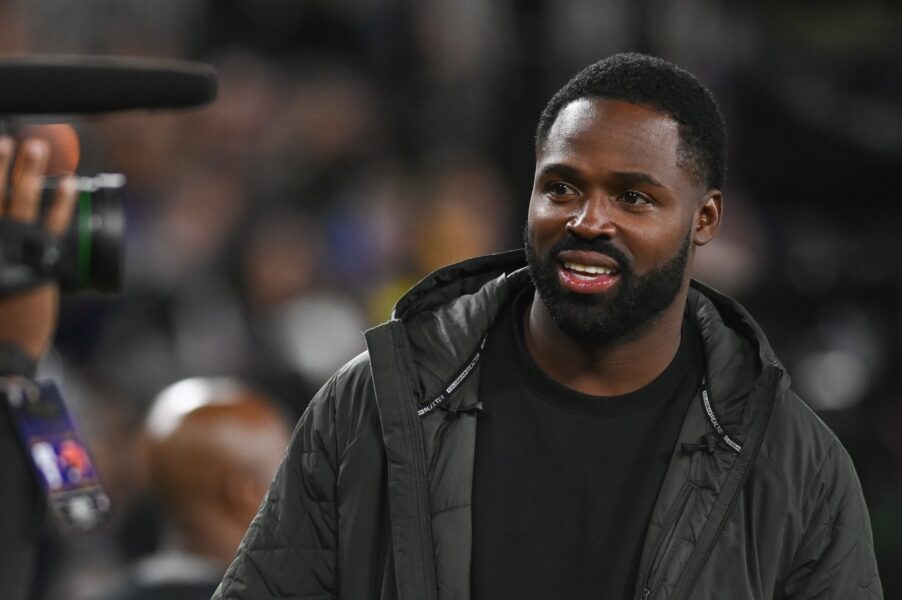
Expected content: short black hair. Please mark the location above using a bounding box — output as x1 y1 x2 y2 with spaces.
535 53 726 190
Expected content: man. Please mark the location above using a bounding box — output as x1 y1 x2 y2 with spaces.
215 53 882 599
96 377 290 600
0 134 77 600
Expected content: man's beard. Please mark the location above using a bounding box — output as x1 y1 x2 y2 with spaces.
525 227 691 345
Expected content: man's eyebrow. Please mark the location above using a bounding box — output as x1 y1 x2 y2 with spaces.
537 163 665 189
609 171 665 189
536 163 583 181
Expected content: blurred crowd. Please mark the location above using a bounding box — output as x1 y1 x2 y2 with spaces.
1 0 901 597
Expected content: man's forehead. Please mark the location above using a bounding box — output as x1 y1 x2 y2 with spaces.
549 98 604 138
541 98 681 162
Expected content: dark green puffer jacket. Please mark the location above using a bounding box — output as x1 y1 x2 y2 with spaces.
214 250 882 599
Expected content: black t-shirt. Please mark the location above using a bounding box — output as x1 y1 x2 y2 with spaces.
471 290 704 599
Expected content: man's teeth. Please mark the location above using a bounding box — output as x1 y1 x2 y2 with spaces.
563 262 615 275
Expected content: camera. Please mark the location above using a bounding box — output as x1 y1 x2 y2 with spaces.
0 173 124 295
40 174 125 293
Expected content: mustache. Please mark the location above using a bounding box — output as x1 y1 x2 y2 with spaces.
544 233 631 270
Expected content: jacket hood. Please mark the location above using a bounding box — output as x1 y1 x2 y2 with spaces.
392 250 528 407
686 280 790 448
393 250 528 322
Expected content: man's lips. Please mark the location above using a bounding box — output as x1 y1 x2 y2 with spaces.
555 250 621 294
556 249 621 272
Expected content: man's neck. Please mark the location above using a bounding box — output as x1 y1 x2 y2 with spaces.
523 288 688 397
171 508 248 568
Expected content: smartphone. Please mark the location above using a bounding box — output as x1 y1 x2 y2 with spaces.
3 377 110 531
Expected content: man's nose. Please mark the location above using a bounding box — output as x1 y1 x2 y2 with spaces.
566 195 616 239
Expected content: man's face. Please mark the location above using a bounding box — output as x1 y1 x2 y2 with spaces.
525 97 711 344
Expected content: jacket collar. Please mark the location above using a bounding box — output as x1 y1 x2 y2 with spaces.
392 249 526 321
392 250 788 436
687 280 790 443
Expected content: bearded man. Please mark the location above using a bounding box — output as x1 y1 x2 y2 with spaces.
214 53 882 600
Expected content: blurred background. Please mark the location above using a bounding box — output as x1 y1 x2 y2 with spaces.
1 0 901 597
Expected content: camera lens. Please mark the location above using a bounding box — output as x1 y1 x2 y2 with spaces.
41 174 125 293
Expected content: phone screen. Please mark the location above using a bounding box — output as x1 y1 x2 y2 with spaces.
4 378 110 531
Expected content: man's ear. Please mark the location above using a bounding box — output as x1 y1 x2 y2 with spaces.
693 191 722 246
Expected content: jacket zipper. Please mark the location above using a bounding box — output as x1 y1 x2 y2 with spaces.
636 482 696 599
398 330 440 600
367 322 440 600
671 366 782 599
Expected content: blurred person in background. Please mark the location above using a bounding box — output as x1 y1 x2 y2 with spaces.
213 53 881 599
236 208 363 417
410 159 513 276
93 377 289 600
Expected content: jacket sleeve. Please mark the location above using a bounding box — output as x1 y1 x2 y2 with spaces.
781 440 883 599
213 376 340 600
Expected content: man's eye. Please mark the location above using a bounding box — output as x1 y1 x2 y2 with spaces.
620 190 651 206
547 182 577 197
